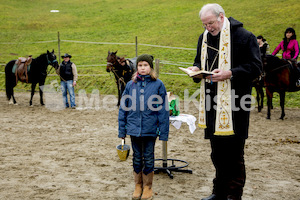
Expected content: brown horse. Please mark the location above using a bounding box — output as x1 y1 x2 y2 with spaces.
106 51 136 106
263 55 300 119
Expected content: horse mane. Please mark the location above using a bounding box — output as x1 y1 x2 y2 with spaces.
264 55 282 70
266 54 280 63
34 53 47 61
29 53 50 73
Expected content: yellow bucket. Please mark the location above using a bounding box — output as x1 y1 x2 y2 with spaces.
116 139 130 161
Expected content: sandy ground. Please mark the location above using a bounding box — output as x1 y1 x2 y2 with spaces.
0 91 299 200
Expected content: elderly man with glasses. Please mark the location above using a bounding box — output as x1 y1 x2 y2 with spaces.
188 3 262 200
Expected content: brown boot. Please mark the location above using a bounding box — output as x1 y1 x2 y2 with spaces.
132 171 143 200
141 172 154 200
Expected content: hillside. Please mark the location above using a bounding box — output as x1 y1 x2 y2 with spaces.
0 0 299 107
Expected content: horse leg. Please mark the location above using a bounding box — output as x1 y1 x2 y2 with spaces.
7 85 17 105
119 84 126 107
116 81 121 107
259 86 264 111
255 86 263 112
266 87 273 119
39 81 45 106
11 88 17 105
255 86 260 112
118 89 122 107
5 75 17 104
39 87 45 106
30 83 37 106
279 92 285 120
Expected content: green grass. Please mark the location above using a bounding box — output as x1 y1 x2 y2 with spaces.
0 0 299 107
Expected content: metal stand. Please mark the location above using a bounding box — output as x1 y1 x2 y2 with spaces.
154 141 192 179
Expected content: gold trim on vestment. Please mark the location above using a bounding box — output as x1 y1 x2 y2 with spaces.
198 17 234 136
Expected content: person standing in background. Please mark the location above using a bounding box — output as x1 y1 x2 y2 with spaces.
257 35 270 57
57 53 78 109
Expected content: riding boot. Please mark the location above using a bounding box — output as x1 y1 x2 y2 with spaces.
141 172 154 200
296 79 300 87
295 64 300 87
132 171 143 200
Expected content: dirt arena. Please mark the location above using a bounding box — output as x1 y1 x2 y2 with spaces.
0 91 299 200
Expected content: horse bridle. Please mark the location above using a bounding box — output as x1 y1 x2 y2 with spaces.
107 56 128 86
108 66 127 86
45 54 58 74
45 54 68 81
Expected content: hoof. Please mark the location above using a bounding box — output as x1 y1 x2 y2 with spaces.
266 116 270 120
9 100 18 105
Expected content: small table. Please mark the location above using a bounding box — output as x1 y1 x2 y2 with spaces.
154 114 196 179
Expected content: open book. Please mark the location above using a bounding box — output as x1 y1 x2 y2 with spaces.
178 67 215 78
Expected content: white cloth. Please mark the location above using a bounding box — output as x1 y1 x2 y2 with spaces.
169 114 197 134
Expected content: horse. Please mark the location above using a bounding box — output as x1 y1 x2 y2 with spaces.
106 51 136 106
5 50 59 106
262 55 300 119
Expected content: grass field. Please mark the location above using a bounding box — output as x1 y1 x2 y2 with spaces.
0 0 299 107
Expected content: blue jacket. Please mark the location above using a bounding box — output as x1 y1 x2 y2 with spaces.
118 75 169 141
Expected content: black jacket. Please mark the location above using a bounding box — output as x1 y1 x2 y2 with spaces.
60 61 74 81
193 17 262 139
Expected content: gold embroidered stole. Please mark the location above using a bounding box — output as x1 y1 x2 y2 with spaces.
198 17 234 136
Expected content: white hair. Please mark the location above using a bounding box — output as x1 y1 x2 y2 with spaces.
199 3 225 18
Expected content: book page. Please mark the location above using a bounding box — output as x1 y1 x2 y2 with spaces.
178 67 214 78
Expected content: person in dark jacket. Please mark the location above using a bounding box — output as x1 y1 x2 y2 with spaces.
188 3 262 200
257 35 270 57
57 53 78 109
118 54 169 200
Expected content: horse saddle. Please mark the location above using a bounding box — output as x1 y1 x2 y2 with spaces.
118 57 136 74
15 56 32 83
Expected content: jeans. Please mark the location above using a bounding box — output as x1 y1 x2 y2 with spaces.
130 136 157 175
61 80 76 108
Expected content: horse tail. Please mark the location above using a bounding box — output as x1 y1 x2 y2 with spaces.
5 60 16 100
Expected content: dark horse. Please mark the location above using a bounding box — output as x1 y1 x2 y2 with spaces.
5 50 59 106
263 55 300 119
106 51 136 106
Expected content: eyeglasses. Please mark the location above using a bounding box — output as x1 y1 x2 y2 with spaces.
202 19 218 29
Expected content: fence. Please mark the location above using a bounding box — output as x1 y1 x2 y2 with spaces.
0 33 197 78
0 35 282 97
